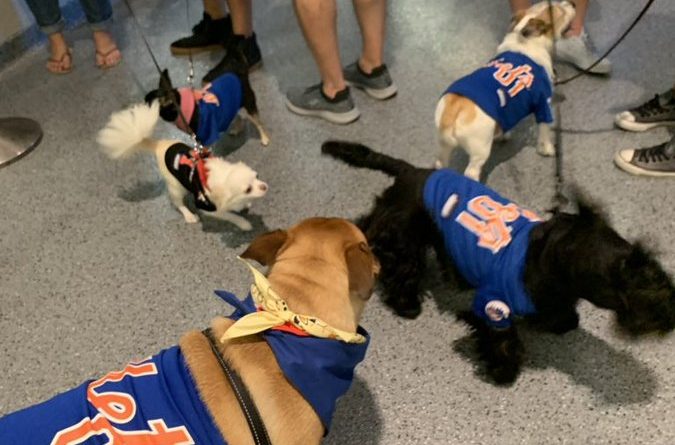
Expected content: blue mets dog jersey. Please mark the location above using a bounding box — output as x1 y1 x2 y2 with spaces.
423 169 543 328
0 291 369 443
445 51 553 132
0 346 226 445
196 73 243 146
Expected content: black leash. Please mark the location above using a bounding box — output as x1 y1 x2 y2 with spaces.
184 0 196 90
121 0 205 151
202 328 273 445
547 0 567 211
555 0 657 86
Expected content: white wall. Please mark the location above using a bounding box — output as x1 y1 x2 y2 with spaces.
0 0 34 42
0 0 74 44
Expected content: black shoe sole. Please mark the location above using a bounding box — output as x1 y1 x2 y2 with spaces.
170 44 224 56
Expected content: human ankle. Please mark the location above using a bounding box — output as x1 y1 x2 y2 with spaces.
358 57 383 75
322 82 347 100
48 33 68 53
564 26 582 38
233 32 253 40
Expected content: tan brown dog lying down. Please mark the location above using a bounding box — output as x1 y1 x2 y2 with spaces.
0 217 380 445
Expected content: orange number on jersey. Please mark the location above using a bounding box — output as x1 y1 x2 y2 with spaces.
456 195 541 253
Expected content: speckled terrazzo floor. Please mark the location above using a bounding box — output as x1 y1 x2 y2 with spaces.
1 0 674 444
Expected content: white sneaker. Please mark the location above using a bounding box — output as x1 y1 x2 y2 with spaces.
555 31 612 74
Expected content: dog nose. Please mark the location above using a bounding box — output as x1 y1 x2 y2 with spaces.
567 1 577 9
259 183 268 192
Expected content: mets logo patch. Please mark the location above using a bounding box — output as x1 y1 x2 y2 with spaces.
485 300 511 322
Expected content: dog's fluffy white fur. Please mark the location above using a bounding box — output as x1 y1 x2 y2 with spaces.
98 102 267 230
435 0 576 180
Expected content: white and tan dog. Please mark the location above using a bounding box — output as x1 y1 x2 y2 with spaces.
98 102 267 230
435 1 576 180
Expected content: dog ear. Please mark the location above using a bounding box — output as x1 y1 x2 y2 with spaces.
145 89 160 106
520 18 550 37
509 10 528 31
345 242 380 300
240 230 288 266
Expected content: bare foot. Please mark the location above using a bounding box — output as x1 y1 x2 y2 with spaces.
93 31 122 69
46 32 72 74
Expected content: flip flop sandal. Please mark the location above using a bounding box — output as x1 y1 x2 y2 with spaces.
95 47 122 69
47 48 73 74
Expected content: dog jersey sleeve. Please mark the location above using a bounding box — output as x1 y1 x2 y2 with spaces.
533 76 554 124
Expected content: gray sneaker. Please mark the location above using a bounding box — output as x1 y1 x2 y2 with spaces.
285 83 360 124
555 31 612 74
614 89 675 132
343 62 397 100
614 136 675 177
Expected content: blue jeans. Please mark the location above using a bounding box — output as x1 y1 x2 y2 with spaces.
24 0 113 35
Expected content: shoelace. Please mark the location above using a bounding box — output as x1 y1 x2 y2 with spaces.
632 95 667 118
636 142 673 163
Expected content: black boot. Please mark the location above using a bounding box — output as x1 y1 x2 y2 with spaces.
202 33 262 83
170 13 233 56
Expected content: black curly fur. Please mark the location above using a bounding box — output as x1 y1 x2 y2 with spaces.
322 140 675 384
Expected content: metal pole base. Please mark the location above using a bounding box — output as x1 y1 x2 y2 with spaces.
0 117 43 168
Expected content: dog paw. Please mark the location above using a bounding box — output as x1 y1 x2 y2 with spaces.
537 140 555 157
183 213 200 224
387 297 422 319
237 220 253 231
260 134 270 147
464 168 481 182
487 362 520 385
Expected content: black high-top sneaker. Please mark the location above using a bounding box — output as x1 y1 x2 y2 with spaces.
170 13 233 56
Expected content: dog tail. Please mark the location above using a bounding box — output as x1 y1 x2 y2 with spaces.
97 102 160 159
321 140 413 177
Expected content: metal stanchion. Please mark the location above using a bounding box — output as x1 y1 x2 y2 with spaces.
0 117 43 168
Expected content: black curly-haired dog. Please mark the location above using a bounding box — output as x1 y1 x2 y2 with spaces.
322 140 675 384
144 40 269 146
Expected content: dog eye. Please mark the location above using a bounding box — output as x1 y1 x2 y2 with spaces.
245 185 252 194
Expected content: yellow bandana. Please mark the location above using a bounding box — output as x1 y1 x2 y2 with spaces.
220 258 367 344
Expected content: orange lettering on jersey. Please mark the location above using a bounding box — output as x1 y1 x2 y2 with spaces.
87 362 158 423
521 208 542 222
51 415 193 445
507 68 534 97
492 62 515 85
456 195 541 253
53 360 194 445
490 60 534 98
